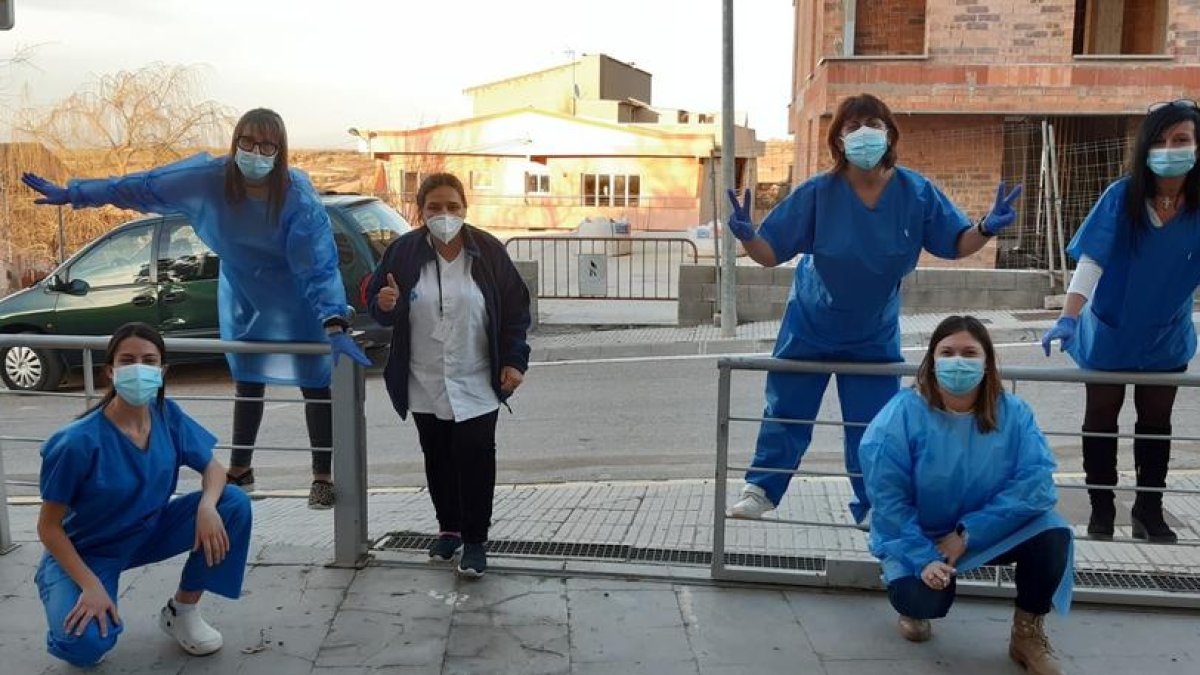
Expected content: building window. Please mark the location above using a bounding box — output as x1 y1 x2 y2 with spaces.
400 171 422 199
470 170 494 190
525 172 550 195
581 173 641 207
1073 0 1168 55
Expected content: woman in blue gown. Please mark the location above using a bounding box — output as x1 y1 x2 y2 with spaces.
1042 99 1200 544
724 93 1023 521
859 315 1072 675
36 322 252 667
22 109 370 508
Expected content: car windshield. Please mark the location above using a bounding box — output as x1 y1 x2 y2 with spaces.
344 201 409 260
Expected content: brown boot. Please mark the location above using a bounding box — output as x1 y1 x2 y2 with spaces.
897 615 931 642
1009 608 1063 675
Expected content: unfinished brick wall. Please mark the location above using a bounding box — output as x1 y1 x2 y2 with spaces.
854 0 927 55
926 0 1075 62
1172 0 1200 59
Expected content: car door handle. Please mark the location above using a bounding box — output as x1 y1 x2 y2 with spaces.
131 295 157 307
161 290 188 304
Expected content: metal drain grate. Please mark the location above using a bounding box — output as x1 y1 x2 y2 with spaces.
374 532 825 572
961 566 1200 594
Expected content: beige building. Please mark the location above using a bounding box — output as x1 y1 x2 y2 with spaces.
358 54 764 231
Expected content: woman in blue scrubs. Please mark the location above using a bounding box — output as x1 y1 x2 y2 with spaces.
1041 100 1200 544
725 93 1023 521
860 315 1071 675
22 109 370 508
36 322 252 667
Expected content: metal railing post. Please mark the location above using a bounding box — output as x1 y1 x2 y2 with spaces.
331 356 370 568
0 439 17 554
712 362 732 579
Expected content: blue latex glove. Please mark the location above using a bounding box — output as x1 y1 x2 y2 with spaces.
980 181 1023 235
330 331 371 367
21 172 70 205
724 188 756 242
1040 316 1078 357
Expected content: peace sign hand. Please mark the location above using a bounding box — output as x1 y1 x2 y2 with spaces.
980 181 1024 235
724 189 755 242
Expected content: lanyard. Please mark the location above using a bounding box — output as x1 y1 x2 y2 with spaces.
434 255 444 317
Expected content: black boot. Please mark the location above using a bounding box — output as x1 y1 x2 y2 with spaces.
1131 423 1177 544
1081 424 1118 540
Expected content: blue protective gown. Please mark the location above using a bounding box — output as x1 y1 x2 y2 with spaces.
36 399 253 666
65 154 351 387
859 389 1074 615
747 167 972 520
1066 178 1200 372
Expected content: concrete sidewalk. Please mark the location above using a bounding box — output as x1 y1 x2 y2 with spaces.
528 309 1060 362
3 476 1199 674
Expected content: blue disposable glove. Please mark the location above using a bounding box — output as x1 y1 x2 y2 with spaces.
330 331 371 367
724 188 756 242
21 172 70 205
980 181 1024 235
1040 315 1078 357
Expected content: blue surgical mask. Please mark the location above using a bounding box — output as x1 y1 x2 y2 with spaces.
235 148 276 181
112 364 163 407
1147 146 1197 178
842 126 889 170
934 356 985 396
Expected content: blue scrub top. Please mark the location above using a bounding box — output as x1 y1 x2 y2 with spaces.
859 389 1073 614
757 167 970 361
1066 178 1200 371
66 154 351 387
39 399 216 559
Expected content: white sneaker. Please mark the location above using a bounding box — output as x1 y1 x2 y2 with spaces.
728 484 774 519
159 600 223 656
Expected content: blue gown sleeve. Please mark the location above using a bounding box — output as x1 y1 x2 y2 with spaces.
859 397 944 575
367 239 401 327
958 398 1058 551
756 178 817 263
65 153 219 219
38 426 94 506
919 176 972 260
1066 179 1126 267
164 399 217 473
283 170 351 325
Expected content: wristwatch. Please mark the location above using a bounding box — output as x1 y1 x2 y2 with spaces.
955 523 969 547
975 216 995 238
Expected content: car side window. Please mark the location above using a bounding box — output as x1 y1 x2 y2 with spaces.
159 221 219 282
67 224 155 288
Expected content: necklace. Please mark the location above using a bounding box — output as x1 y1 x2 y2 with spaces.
1158 193 1179 210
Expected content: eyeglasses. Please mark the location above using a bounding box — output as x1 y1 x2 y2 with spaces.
236 135 280 157
1148 99 1199 113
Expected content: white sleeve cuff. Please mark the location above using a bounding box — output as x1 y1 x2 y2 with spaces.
1067 255 1103 300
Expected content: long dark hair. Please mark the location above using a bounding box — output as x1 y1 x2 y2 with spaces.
826 93 900 173
80 322 168 417
224 108 291 224
915 315 1002 433
1125 102 1200 232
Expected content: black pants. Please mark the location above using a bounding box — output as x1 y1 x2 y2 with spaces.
412 410 499 545
230 381 333 476
887 528 1071 619
1082 383 1176 504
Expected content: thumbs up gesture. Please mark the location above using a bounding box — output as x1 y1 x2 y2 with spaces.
377 273 400 312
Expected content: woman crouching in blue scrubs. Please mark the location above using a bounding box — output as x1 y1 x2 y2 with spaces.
725 93 1023 521
1042 99 1200 544
35 323 252 667
860 315 1072 675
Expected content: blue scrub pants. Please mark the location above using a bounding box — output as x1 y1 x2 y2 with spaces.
35 486 252 668
747 370 899 521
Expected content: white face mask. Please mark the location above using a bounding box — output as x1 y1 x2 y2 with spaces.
427 214 464 244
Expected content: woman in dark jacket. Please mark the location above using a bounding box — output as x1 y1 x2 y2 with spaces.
368 173 531 578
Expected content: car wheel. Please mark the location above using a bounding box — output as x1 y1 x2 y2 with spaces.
1 335 65 392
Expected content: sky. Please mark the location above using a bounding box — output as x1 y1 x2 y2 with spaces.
1 0 796 148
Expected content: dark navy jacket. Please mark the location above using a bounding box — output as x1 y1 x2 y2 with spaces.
367 225 531 419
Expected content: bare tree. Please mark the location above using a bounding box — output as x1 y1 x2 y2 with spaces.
15 62 235 175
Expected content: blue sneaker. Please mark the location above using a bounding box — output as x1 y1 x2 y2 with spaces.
428 534 463 562
457 543 487 578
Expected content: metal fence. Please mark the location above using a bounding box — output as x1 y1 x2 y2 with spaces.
713 357 1200 609
504 235 698 300
0 334 371 569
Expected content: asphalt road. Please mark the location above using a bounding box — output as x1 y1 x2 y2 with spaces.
3 342 1199 496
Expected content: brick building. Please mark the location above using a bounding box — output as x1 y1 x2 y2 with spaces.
791 0 1200 268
